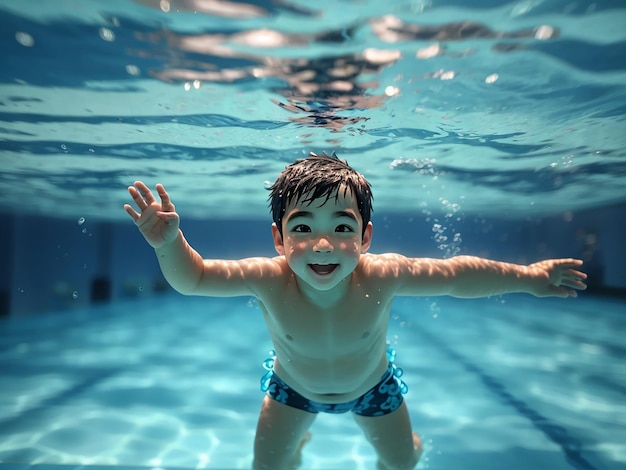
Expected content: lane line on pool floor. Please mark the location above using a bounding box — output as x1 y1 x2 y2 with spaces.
412 324 601 470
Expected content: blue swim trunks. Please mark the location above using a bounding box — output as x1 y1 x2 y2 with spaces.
260 346 408 417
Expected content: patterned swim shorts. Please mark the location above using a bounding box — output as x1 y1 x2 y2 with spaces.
260 346 408 417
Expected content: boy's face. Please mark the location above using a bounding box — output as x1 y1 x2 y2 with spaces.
272 187 372 292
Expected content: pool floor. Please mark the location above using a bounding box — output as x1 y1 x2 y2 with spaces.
0 294 624 469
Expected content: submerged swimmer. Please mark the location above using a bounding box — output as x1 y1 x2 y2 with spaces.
124 152 587 470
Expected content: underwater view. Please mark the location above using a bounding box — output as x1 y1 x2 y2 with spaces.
1 0 625 469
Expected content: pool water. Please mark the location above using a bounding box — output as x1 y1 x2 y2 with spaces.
1 0 625 220
1 294 623 469
1 0 626 468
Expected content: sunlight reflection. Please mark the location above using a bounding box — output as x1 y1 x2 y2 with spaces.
134 21 400 130
124 7 560 133
417 44 442 59
136 0 270 18
371 14 559 43
485 73 499 84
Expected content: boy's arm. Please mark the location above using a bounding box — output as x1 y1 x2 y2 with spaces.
389 255 587 298
125 181 276 297
154 230 278 297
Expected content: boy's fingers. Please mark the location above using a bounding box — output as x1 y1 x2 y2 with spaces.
563 258 582 264
562 279 586 290
134 181 156 206
128 186 148 210
156 184 173 209
557 259 583 269
562 270 585 281
124 204 140 222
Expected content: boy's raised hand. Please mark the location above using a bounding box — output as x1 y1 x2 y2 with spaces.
527 258 587 298
124 181 180 248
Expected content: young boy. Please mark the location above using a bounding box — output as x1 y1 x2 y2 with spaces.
124 153 587 470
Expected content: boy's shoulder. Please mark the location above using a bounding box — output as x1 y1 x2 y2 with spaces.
236 255 290 280
353 253 413 295
358 253 441 277
357 252 408 278
359 252 408 266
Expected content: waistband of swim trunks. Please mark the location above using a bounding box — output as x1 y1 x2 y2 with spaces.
260 345 408 394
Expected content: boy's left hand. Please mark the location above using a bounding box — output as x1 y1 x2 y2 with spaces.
527 259 587 298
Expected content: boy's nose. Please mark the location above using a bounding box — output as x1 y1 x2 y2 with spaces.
313 237 334 252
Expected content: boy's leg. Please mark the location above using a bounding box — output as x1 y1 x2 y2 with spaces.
353 401 422 470
253 394 316 470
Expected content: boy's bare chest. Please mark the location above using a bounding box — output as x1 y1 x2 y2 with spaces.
259 284 392 350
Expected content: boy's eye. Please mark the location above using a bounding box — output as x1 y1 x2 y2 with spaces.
292 224 311 233
335 224 354 233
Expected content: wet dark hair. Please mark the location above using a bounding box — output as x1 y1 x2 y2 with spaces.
268 152 373 236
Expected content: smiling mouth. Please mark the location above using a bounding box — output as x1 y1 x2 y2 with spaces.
309 264 339 275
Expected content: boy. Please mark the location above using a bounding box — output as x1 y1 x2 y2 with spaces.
124 153 587 470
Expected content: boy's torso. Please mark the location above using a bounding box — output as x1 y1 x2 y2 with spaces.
255 255 398 404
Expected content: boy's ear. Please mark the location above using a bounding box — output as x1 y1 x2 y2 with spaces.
361 222 373 252
272 223 285 255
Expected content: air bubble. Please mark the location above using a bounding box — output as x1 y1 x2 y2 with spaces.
125 65 140 76
15 32 34 47
430 301 441 319
78 217 85 225
99 27 115 42
72 291 78 299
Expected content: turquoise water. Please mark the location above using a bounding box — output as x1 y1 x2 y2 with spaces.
1 0 626 468
1 0 625 220
1 295 624 469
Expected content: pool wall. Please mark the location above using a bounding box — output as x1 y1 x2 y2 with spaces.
1 203 624 316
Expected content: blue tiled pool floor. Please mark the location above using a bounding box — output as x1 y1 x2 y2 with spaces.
0 295 623 469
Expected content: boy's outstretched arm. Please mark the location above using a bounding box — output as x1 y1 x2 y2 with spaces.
124 181 207 294
124 181 272 297
392 255 587 298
